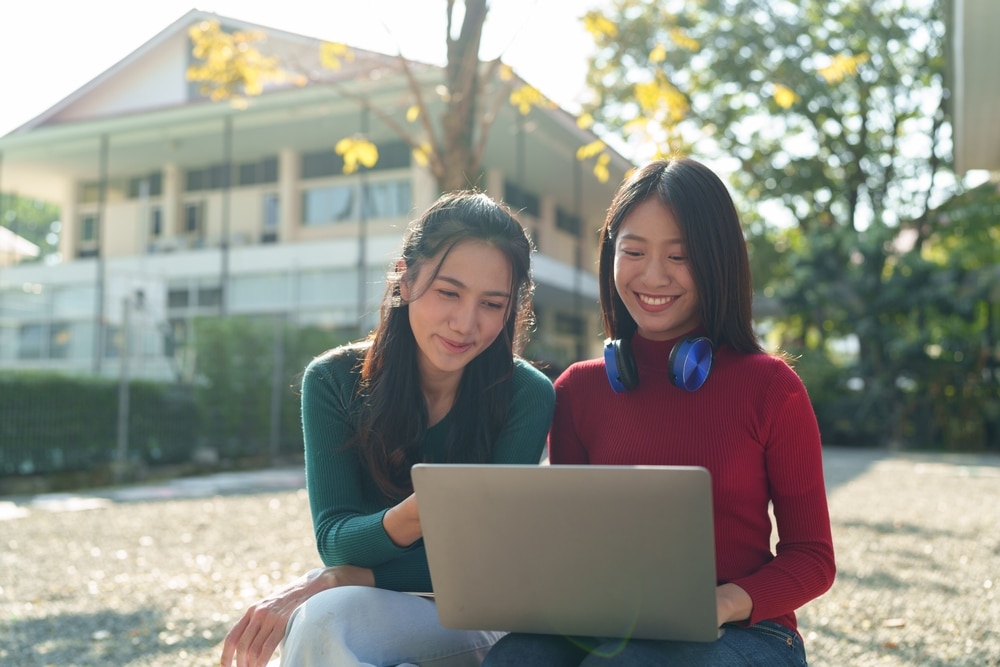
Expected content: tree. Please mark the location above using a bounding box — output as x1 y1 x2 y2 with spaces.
0 194 60 262
184 1 601 193
582 0 999 449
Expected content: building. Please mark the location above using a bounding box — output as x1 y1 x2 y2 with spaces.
0 10 632 380
948 0 1000 177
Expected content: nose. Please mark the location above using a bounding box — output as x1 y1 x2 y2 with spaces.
642 254 672 286
449 299 477 334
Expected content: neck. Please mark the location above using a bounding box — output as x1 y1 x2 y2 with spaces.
421 373 461 427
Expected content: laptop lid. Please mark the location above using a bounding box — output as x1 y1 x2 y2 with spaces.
411 463 720 642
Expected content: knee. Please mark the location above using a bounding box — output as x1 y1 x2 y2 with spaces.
286 586 373 639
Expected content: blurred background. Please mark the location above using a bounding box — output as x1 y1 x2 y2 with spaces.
0 0 997 493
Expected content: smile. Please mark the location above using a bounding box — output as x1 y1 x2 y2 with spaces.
439 337 474 353
638 294 675 306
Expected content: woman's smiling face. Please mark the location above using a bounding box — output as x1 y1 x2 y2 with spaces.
402 239 513 381
613 197 701 341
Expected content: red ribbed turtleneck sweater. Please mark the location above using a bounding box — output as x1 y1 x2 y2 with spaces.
549 333 836 634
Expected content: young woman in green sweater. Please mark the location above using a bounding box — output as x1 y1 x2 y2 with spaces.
221 191 555 667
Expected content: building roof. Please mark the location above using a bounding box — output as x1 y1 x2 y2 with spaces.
0 9 631 219
0 226 40 265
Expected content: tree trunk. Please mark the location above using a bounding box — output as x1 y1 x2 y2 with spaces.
439 0 489 192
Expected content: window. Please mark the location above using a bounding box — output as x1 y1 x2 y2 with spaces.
167 288 190 309
364 179 412 219
197 286 223 308
50 323 71 359
80 214 98 242
262 193 279 243
150 207 163 238
17 324 45 359
556 207 582 236
184 202 206 236
370 141 411 171
185 165 229 192
504 181 540 218
302 185 356 225
302 141 410 180
239 157 279 186
128 172 163 198
302 151 345 179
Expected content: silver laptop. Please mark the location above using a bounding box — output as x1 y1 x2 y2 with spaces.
410 463 721 642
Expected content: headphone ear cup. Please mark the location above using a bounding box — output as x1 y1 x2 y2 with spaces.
668 336 713 391
604 338 638 392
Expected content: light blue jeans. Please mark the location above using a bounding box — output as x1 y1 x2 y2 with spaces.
279 586 505 667
481 621 807 666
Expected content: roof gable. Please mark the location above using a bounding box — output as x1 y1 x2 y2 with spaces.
10 9 402 135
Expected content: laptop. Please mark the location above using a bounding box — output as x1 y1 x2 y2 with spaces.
410 463 721 642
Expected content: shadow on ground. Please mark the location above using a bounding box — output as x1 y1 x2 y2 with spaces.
0 607 227 667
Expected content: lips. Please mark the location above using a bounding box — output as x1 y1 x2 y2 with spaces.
439 336 474 353
637 293 676 308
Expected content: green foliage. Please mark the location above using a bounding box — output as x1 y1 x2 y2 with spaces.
0 372 198 475
588 0 999 450
190 316 352 459
0 193 60 261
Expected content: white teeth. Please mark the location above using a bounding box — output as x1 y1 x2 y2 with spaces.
639 294 673 306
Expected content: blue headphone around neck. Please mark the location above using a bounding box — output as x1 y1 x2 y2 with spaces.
604 335 714 393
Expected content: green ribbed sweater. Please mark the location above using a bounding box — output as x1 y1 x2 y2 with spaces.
300 344 555 593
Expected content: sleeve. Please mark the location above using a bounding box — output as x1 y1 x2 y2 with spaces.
548 364 590 464
489 359 556 464
731 363 837 625
300 355 414 571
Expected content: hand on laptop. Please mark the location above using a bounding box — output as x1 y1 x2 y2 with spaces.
383 493 423 547
221 565 375 667
715 582 752 627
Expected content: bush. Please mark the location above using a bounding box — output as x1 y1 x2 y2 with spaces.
0 372 199 476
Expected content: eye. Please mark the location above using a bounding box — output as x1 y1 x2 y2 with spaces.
482 300 505 310
437 289 459 299
618 247 642 258
668 254 687 262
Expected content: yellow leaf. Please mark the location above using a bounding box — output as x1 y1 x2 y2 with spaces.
406 105 420 123
187 19 284 101
583 11 618 40
509 84 553 115
670 28 700 51
336 137 379 174
593 154 611 183
321 42 354 70
412 143 431 167
634 78 689 121
818 53 870 84
649 44 667 63
576 140 606 160
773 83 800 109
499 63 514 81
576 113 594 130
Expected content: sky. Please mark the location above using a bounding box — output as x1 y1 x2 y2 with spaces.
0 0 607 138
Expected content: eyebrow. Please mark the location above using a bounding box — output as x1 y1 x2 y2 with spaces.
617 232 686 244
436 275 512 299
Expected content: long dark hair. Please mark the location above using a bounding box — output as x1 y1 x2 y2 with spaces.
598 158 762 353
354 190 535 499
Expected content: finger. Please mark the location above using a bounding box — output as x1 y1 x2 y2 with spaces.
256 628 285 667
241 608 282 667
221 612 252 667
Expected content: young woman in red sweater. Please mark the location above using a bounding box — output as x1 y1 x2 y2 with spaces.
484 158 836 666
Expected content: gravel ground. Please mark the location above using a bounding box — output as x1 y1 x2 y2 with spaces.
1 446 998 667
